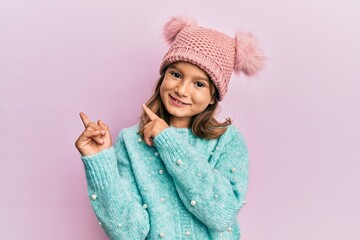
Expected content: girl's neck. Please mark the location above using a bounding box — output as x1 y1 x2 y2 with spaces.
169 117 191 128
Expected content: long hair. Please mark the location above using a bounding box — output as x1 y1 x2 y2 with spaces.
138 72 232 139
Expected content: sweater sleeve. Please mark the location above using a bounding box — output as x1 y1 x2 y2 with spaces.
81 131 150 240
153 126 248 231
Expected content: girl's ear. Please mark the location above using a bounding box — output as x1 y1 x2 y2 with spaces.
209 95 216 105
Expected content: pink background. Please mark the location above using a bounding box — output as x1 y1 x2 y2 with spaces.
1 0 359 239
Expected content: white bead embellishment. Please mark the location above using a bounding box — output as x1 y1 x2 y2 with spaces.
190 200 196 206
243 200 247 205
227 227 232 232
137 138 142 142
90 194 97 200
159 169 164 175
143 204 148 209
197 172 201 177
98 222 102 226
117 223 122 228
160 198 165 203
155 152 159 156
214 194 219 199
185 230 191 236
231 167 237 173
159 233 165 238
176 159 182 166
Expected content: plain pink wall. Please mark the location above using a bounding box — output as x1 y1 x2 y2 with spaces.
1 0 359 239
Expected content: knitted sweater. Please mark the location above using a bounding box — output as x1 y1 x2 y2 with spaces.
81 124 249 240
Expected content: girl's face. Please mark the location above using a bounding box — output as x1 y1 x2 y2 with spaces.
160 61 215 128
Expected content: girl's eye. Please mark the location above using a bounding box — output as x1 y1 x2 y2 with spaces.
170 72 181 78
195 82 206 87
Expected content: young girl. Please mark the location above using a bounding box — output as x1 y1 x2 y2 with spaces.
75 16 264 240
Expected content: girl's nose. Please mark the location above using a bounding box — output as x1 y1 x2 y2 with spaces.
175 80 190 97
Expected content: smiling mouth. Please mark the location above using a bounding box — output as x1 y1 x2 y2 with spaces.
169 95 191 106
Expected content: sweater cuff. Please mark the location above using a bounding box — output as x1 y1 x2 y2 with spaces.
81 147 119 190
154 127 186 155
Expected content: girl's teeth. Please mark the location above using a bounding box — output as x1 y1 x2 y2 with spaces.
174 97 185 105
171 95 188 105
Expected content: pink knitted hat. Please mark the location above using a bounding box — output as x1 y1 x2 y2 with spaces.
159 16 265 101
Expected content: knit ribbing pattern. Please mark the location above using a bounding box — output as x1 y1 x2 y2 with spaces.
160 27 236 101
81 124 248 239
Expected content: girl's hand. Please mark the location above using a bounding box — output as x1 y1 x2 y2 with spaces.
142 104 169 146
75 112 112 156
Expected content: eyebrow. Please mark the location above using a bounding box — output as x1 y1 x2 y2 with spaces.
168 65 210 82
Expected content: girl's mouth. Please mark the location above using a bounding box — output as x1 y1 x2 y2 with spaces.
169 95 190 107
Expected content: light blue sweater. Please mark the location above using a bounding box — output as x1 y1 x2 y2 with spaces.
81 124 249 239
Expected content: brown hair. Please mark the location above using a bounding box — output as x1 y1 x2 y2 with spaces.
138 72 232 139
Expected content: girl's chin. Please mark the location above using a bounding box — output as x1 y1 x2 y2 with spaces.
167 109 188 118
166 107 192 118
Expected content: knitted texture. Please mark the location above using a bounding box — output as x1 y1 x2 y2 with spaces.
81 124 249 240
159 16 265 101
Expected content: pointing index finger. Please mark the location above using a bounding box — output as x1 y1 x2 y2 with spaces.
79 112 91 128
142 104 159 121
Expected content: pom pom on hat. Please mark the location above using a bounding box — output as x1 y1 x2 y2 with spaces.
163 16 197 45
234 32 265 76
